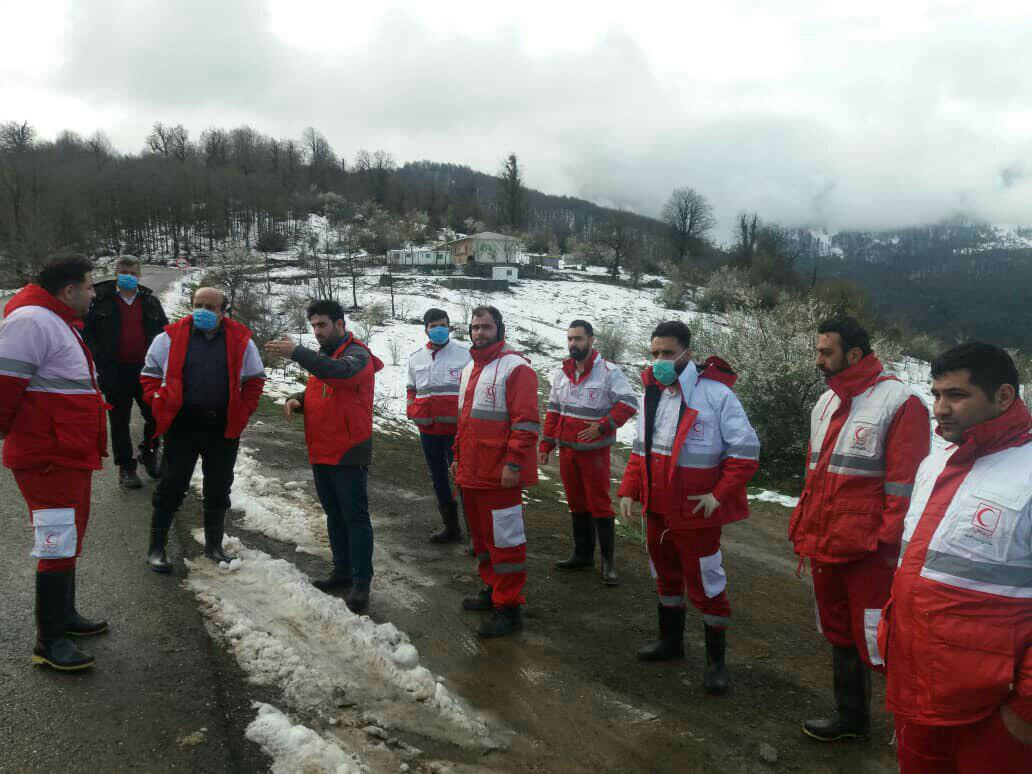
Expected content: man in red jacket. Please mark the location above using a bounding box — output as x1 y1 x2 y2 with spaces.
539 319 637 584
880 343 1032 772
618 320 759 694
141 287 266 573
267 300 384 614
0 255 109 671
789 316 930 742
450 305 539 638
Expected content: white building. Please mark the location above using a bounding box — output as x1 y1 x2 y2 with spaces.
386 247 454 267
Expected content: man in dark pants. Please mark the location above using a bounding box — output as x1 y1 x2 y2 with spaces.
83 256 168 488
141 287 266 572
266 300 383 614
405 308 471 543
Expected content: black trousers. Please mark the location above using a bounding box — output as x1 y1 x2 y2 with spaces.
102 362 157 466
152 409 239 514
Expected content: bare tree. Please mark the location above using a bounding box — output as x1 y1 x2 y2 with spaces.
662 187 715 261
595 211 639 280
497 153 525 230
0 121 35 154
146 123 190 161
201 128 230 168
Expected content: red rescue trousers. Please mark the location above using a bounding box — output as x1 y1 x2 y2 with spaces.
462 487 527 609
14 467 93 572
895 713 1032 773
558 446 613 518
812 549 896 672
646 512 731 629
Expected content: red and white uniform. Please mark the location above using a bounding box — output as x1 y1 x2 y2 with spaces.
454 340 539 609
789 354 930 669
618 358 759 628
0 285 108 571
879 400 1032 772
539 351 637 518
406 339 471 435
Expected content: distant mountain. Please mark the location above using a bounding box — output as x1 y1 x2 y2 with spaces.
791 220 1032 350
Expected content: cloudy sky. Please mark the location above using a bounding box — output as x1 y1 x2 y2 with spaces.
3 0 1030 237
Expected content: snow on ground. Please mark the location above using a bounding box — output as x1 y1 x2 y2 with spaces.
246 703 368 774
748 489 800 509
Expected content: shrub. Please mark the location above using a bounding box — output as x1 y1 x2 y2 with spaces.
696 266 750 314
256 231 289 253
595 322 629 363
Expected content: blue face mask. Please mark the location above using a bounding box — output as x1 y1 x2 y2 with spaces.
192 308 218 331
116 273 139 291
651 357 680 386
427 325 450 345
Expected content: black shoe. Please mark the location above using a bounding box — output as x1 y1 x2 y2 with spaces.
148 510 175 573
313 570 353 592
477 606 522 639
119 463 143 490
346 581 370 614
429 501 463 544
32 571 95 671
596 517 619 586
203 509 231 564
65 569 108 637
637 605 686 661
703 624 729 695
138 443 161 480
555 512 595 570
462 585 494 611
802 646 871 742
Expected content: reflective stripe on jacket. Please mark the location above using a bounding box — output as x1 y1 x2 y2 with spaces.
406 340 471 435
617 357 760 529
880 400 1032 726
539 350 638 452
454 340 539 489
0 285 108 470
789 354 930 563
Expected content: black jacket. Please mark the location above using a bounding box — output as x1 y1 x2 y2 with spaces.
83 279 169 385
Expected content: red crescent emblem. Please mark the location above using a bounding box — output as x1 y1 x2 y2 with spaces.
974 506 995 529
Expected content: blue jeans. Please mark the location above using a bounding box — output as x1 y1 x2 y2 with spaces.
312 464 374 582
419 433 456 506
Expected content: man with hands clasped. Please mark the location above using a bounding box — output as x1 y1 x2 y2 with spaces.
617 320 760 695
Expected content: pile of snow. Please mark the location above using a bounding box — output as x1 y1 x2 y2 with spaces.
246 703 368 774
748 490 800 509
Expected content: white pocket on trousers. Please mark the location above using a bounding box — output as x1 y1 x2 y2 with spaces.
491 504 526 548
699 549 727 598
31 508 77 559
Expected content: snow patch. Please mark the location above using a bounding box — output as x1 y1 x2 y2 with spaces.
246 703 368 774
748 490 799 509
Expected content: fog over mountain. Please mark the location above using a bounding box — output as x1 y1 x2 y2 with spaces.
3 1 1030 237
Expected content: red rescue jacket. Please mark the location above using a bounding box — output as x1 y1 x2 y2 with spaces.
0 285 108 470
880 400 1032 727
453 340 540 490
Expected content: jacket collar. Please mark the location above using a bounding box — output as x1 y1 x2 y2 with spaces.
826 353 884 399
325 332 351 356
562 349 598 381
470 339 508 365
944 398 1031 461
4 284 82 328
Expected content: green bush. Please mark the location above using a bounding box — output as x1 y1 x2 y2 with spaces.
595 321 630 363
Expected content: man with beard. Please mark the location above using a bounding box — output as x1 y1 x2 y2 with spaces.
789 316 930 742
539 319 637 584
0 255 108 671
450 305 539 638
267 300 384 614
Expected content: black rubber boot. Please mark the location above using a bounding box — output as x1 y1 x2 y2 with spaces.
119 460 143 490
429 501 463 544
346 580 371 614
147 510 175 574
313 568 353 592
802 646 872 741
595 517 619 586
203 509 232 564
637 605 686 661
462 585 494 612
477 606 523 639
555 512 595 570
703 624 730 695
65 568 108 637
138 441 161 480
31 570 95 671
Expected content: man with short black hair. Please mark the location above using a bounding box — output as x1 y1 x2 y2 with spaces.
84 256 168 489
0 254 109 671
450 305 539 638
406 308 471 543
790 316 930 742
618 320 760 694
540 319 637 584
881 343 1032 772
142 287 266 573
266 300 384 614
